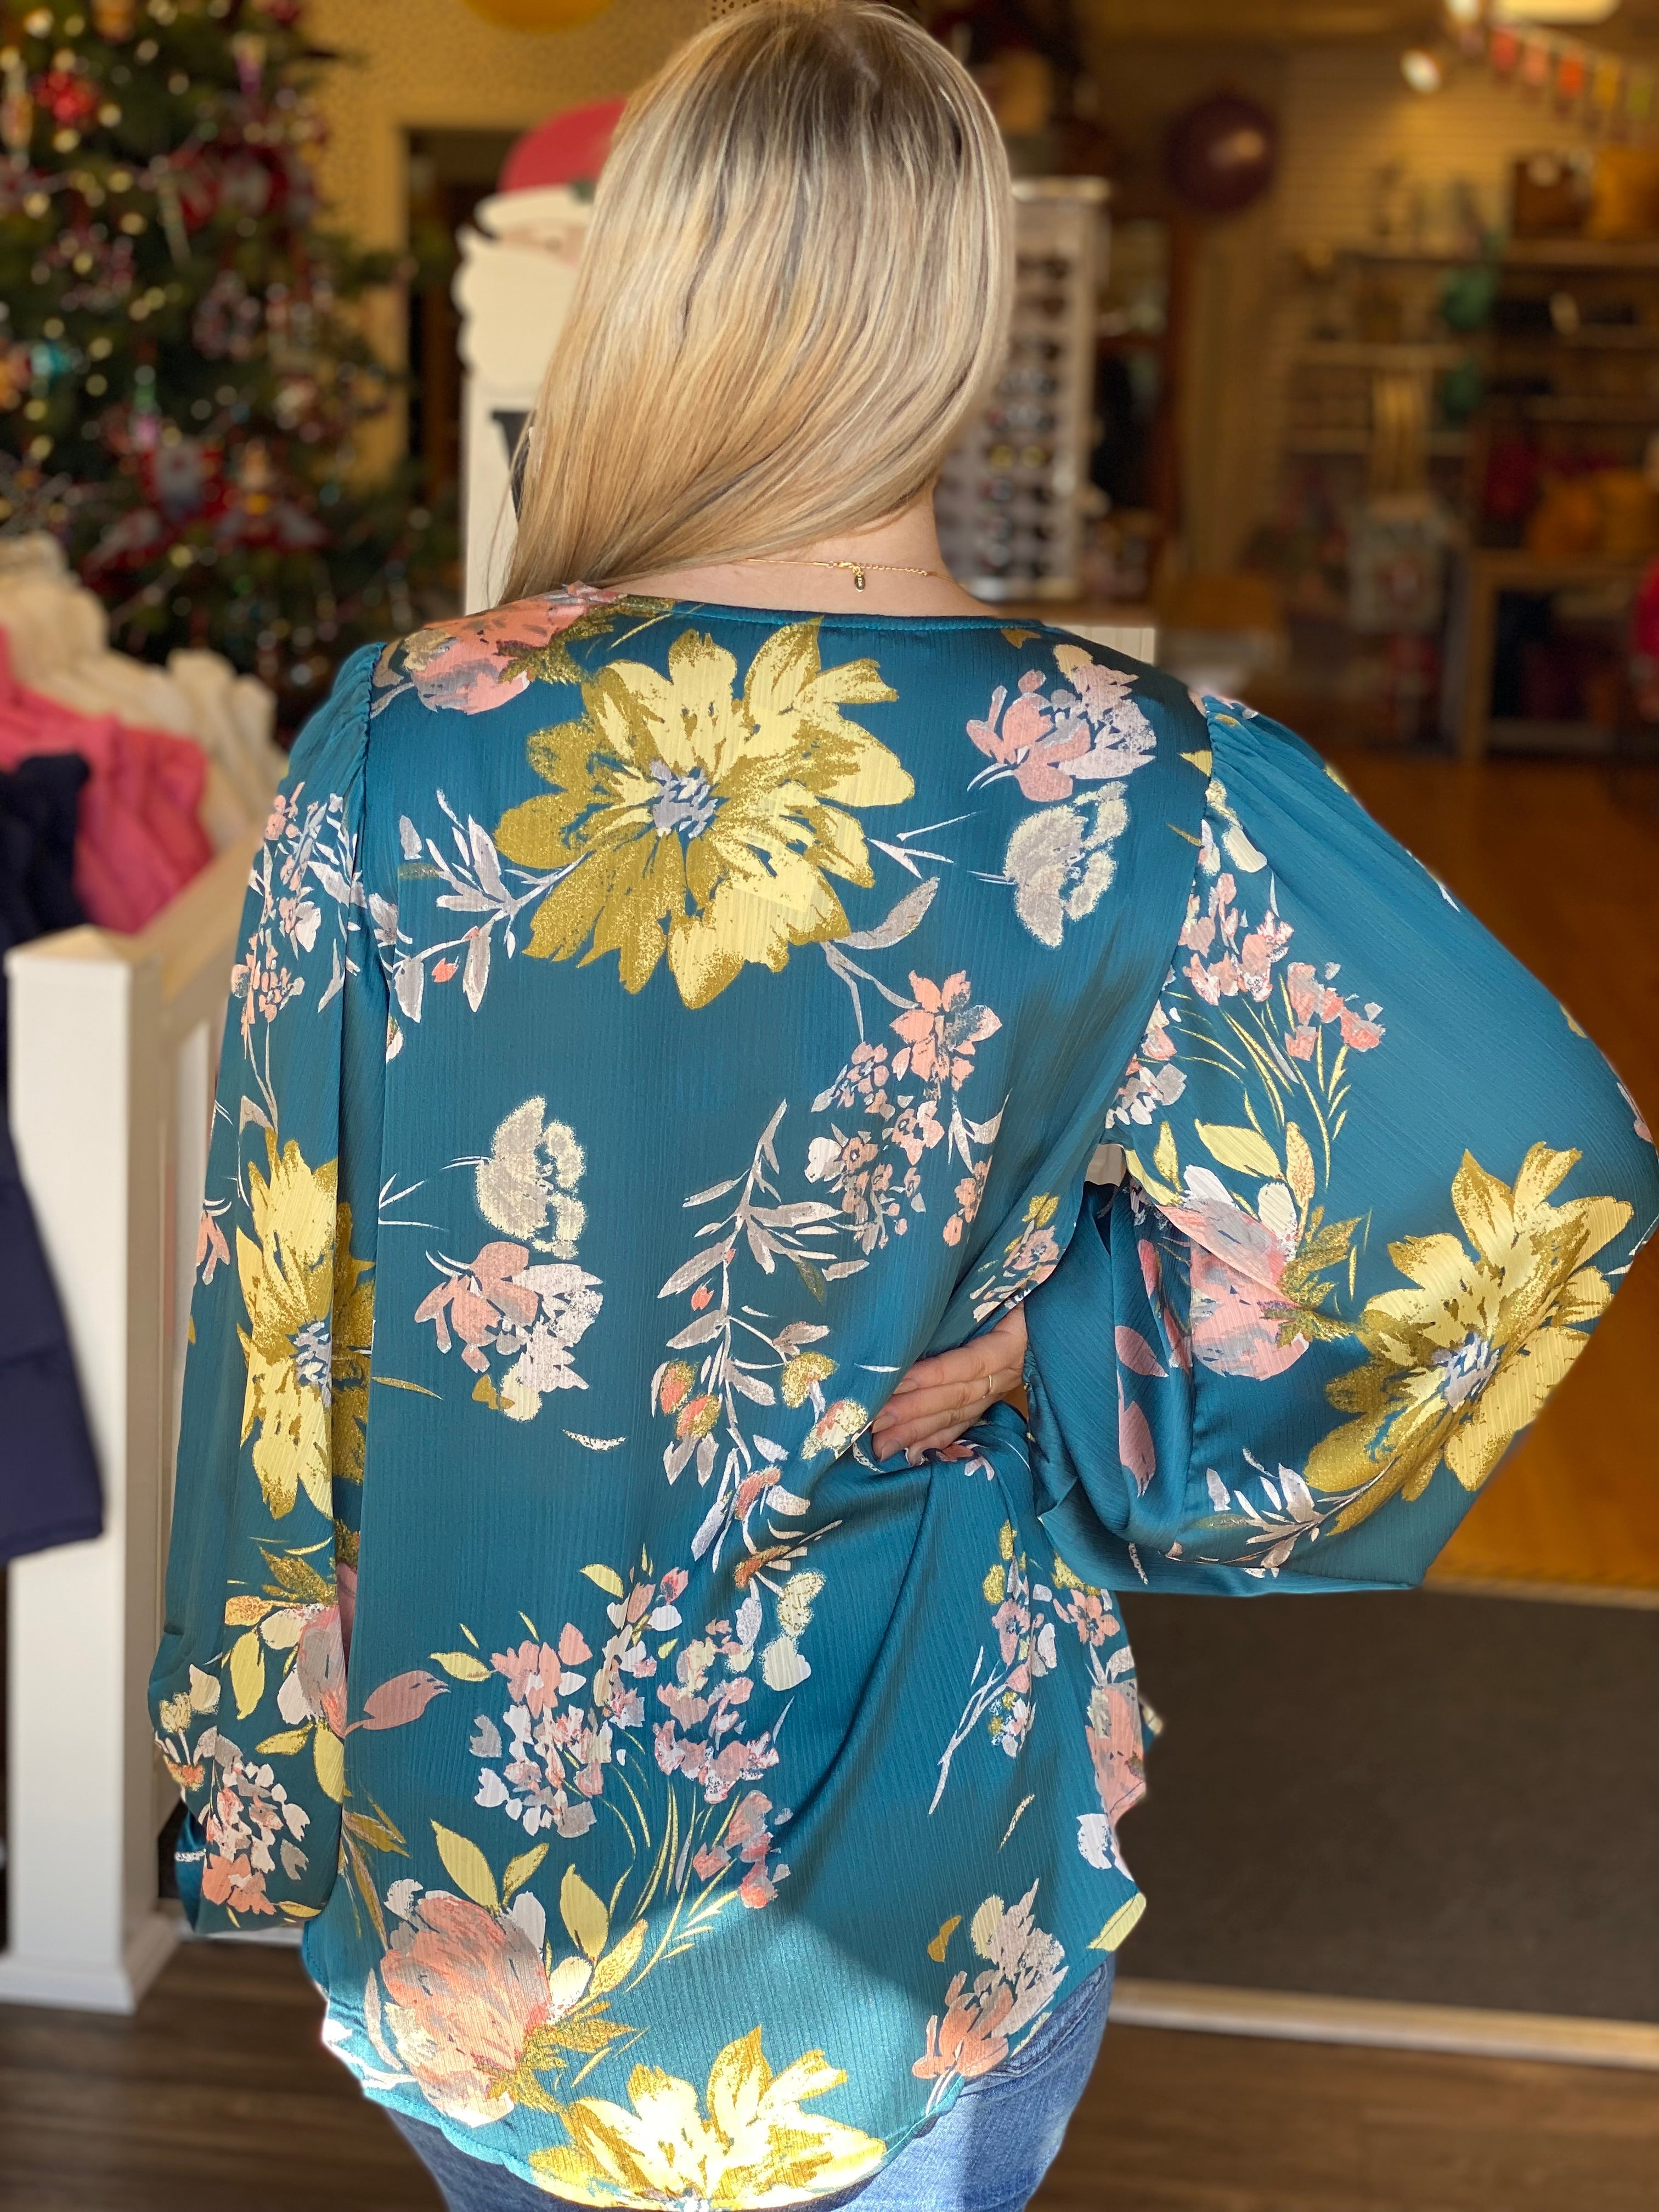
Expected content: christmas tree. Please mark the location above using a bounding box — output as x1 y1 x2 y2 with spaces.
0 0 450 729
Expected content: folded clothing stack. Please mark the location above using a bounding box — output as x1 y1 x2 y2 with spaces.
0 628 213 934
0 531 285 930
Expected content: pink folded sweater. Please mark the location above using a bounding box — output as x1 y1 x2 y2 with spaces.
0 629 211 933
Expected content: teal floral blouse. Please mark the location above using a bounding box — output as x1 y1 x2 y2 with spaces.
151 594 1658 2206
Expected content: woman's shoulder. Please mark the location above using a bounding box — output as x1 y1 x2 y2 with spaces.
365 586 649 724
981 614 1207 744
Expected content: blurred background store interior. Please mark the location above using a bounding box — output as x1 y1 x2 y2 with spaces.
0 3 1656 2209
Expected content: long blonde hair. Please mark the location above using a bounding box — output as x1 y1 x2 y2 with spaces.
500 0 1012 600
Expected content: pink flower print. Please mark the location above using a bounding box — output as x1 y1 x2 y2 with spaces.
389 586 617 717
1188 1260 1303 1386
1284 960 1344 1057
201 1850 272 1915
1163 1171 1307 1381
890 973 1002 1091
196 1206 230 1285
1338 1003 1385 1051
415 1242 538 1369
1136 1234 1192 1372
991 1596 1030 1668
704 1734 779 1802
944 1161 990 1248
286 1604 348 1736
337 1559 358 1658
967 670 1101 800
262 788 295 843
1003 1221 1060 1283
1141 1003 1177 1062
1060 1588 1119 1647
914 1974 1017 2083
1118 1378 1157 1494
1284 962 1384 1057
1087 1677 1147 1827
492 1639 563 1720
379 1891 556 2124
889 1097 944 1166
1179 897 1216 958
967 674 1047 770
1239 911 1293 1001
692 1790 778 1894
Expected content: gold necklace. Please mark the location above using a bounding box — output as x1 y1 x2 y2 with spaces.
764 557 943 592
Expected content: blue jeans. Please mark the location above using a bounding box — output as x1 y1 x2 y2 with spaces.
390 1962 1112 2212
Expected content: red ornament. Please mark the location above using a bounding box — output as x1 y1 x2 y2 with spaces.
1489 26 1519 77
166 146 221 230
35 68 98 130
1554 50 1586 109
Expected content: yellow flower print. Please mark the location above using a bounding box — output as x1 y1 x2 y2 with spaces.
331 1203 374 1486
780 1351 836 1408
492 623 910 1009
529 2028 885 2208
236 1138 373 1519
1306 1143 1632 1530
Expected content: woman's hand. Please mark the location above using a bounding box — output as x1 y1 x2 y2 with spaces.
871 1304 1029 1463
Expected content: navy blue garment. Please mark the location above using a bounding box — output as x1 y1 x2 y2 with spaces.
0 751 100 1566
0 1113 100 1564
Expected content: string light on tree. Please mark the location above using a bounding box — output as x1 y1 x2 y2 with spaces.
0 0 451 722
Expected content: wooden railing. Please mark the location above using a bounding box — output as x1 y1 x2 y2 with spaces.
1 833 256 2011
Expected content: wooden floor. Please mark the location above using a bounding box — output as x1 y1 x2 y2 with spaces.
2 1943 1657 2212
1331 750 1659 1596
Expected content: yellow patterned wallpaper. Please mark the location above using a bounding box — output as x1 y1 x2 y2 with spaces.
307 0 698 460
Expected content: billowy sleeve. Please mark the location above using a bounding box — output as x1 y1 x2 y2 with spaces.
1025 697 1659 1594
149 646 387 1927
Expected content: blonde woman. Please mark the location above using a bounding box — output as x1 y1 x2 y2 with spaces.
151 5 1658 2209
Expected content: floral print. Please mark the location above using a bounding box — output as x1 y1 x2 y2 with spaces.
913 1884 1067 2108
967 1192 1064 1321
492 621 912 1008
808 968 1002 1255
968 644 1158 949
967 646 1155 801
374 1846 647 2126
417 1242 603 1420
530 2030 886 2208
1306 1143 1630 1528
235 1136 375 1519
152 628 1658 2204
371 586 640 718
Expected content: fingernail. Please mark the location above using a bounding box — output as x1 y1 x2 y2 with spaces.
906 1446 923 1466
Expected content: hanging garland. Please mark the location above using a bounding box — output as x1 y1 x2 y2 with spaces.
1430 1 1657 139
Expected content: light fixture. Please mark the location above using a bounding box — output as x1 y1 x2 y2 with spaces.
1492 0 1621 23
1444 0 1482 21
1402 47 1446 92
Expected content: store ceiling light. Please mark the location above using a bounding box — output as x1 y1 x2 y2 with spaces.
1401 48 1446 92
1491 1 1622 22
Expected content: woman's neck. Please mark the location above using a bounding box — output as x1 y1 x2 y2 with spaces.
618 499 989 617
